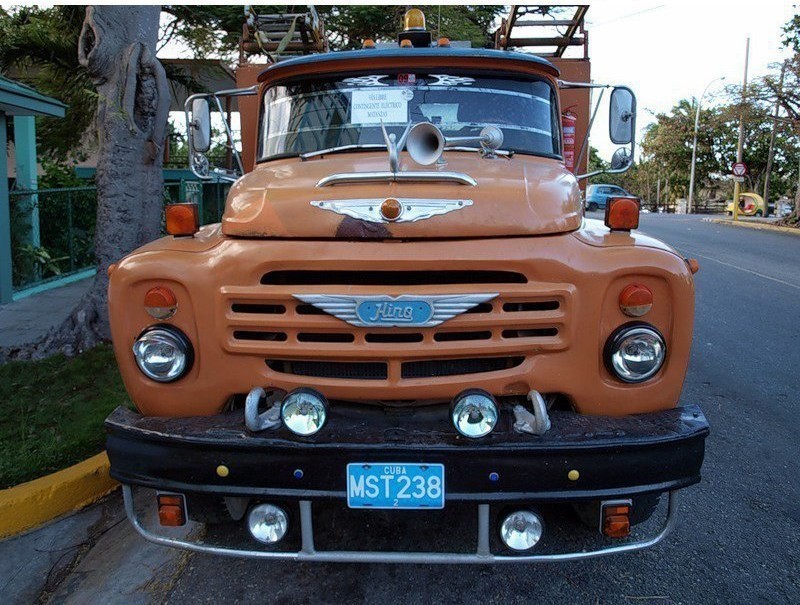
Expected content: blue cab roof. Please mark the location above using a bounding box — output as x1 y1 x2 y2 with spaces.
258 47 559 81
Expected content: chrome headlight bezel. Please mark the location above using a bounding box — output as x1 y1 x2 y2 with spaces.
132 325 194 383
604 323 666 384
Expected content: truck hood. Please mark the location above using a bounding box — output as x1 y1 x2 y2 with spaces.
221 151 582 239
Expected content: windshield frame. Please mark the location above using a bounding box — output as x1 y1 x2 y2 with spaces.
255 68 562 164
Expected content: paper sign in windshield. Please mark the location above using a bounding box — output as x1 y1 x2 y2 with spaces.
351 89 408 124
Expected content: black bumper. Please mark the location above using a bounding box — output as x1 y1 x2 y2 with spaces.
106 402 708 502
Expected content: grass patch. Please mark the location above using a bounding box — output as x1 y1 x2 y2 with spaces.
0 344 131 489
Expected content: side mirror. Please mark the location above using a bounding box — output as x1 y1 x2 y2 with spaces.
609 87 636 145
190 98 211 153
610 147 632 170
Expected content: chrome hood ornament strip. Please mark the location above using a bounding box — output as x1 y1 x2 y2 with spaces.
293 293 499 328
316 171 477 187
311 198 473 223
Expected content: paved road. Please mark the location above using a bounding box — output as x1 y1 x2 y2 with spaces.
161 215 800 604
7 216 797 604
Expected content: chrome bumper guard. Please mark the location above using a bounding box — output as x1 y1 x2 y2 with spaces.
123 485 678 564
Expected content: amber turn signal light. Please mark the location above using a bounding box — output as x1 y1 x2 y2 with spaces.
605 197 640 231
157 493 186 527
166 203 199 236
619 283 653 317
601 502 631 538
144 286 178 320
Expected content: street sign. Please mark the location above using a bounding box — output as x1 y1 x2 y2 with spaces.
732 162 748 177
733 176 745 183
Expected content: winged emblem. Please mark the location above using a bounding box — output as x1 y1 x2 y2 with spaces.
293 293 498 328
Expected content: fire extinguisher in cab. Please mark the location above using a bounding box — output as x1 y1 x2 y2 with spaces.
561 108 577 173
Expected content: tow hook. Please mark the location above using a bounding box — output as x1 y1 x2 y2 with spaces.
512 390 552 435
245 387 282 432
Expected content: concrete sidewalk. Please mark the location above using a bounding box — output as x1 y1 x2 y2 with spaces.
705 216 800 236
0 278 91 350
0 491 196 605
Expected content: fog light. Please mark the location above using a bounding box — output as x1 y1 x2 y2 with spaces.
132 326 193 382
281 388 328 436
451 389 498 438
247 503 288 544
605 324 666 383
500 510 543 551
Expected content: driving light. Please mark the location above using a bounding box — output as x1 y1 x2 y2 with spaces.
281 388 328 436
605 324 666 383
451 389 498 438
247 503 288 544
500 511 543 551
132 326 193 382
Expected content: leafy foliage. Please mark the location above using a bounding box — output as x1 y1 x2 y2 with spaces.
0 6 94 159
317 5 502 50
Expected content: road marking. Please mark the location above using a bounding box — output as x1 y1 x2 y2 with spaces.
689 251 800 291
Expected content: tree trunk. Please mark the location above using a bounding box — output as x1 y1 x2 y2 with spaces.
1 6 168 360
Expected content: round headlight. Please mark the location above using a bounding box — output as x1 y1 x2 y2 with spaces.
247 503 288 544
281 388 328 436
500 510 544 551
605 324 666 383
132 326 193 383
451 389 498 438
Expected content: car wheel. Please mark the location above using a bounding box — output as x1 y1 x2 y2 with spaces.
588 202 599 212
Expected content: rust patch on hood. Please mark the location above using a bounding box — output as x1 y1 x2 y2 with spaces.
336 216 392 239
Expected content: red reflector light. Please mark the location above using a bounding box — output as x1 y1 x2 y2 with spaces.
157 493 186 527
619 284 653 317
144 286 178 319
605 197 640 231
166 203 199 236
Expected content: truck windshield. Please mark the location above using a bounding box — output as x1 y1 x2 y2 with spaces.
258 73 560 161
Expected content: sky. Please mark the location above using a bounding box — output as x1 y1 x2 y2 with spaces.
582 0 795 158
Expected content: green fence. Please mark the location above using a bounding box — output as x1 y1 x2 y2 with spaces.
9 179 230 293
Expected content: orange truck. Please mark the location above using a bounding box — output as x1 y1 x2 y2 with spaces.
105 10 708 562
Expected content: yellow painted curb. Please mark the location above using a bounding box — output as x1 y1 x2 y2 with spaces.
707 218 800 236
0 452 118 539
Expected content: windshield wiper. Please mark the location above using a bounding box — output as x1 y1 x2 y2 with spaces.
446 145 514 158
300 144 387 160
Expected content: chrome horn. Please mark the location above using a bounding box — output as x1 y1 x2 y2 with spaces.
407 122 505 165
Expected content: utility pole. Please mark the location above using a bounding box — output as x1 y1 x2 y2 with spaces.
688 76 725 214
763 60 787 212
732 37 750 222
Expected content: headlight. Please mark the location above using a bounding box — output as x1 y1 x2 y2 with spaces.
451 389 498 438
281 388 328 436
605 324 666 383
132 326 193 383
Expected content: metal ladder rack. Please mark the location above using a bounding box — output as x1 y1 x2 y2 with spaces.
494 5 589 59
241 5 328 60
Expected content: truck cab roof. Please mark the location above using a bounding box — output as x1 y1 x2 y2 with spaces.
257 47 560 82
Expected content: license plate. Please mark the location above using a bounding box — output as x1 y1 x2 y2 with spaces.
346 463 445 509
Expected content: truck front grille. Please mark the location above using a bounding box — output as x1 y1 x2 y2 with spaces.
221 270 572 387
265 356 525 382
